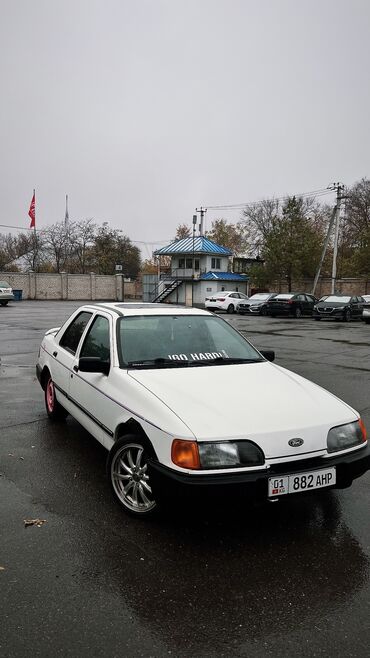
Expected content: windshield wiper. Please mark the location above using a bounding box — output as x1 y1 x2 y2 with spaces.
126 358 190 369
126 356 263 369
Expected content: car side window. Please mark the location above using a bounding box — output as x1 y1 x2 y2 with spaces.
59 312 92 354
80 315 111 362
296 294 305 301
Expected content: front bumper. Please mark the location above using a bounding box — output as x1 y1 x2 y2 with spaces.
148 443 370 503
239 306 261 314
313 309 344 318
0 294 14 301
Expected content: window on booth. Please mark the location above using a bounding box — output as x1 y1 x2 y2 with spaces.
211 258 221 269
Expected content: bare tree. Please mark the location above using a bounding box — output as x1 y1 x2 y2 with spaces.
44 223 69 272
175 223 191 239
69 219 96 273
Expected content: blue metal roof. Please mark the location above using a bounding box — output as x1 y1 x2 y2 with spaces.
200 271 249 281
154 236 232 256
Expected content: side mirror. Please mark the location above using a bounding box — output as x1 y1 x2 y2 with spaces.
78 356 110 375
260 350 275 362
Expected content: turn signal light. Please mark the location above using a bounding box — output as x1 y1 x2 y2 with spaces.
359 418 367 442
171 439 200 469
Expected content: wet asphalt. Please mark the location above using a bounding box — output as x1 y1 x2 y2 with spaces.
0 301 370 658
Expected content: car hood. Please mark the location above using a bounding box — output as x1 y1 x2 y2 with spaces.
128 362 357 457
317 302 348 308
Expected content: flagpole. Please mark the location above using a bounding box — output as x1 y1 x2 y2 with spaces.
33 189 37 271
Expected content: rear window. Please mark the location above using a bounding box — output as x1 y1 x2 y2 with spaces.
274 294 293 300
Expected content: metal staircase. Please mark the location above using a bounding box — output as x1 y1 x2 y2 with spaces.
152 278 182 303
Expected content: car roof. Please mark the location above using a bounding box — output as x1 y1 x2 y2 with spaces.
80 302 212 317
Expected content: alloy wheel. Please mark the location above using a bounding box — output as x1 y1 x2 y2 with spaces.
110 442 156 514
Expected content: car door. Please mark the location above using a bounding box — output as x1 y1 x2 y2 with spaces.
69 312 118 447
294 294 305 314
304 294 315 315
52 310 93 403
355 296 364 318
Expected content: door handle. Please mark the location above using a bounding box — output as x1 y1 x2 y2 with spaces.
53 351 58 357
73 365 79 373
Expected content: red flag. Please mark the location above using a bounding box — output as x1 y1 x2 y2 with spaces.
28 191 35 228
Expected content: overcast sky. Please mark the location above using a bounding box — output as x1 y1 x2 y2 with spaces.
0 0 369 258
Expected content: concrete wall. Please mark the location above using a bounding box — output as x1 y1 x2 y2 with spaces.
266 278 370 297
0 272 142 301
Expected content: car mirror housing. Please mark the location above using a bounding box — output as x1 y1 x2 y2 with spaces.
78 356 110 375
260 350 275 362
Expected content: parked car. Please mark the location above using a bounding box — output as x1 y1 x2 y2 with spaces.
266 293 318 318
313 295 365 322
205 291 249 314
360 294 370 303
363 307 370 324
238 292 277 315
36 302 370 517
0 281 14 306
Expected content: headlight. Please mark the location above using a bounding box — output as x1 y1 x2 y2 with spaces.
198 441 264 469
327 419 367 453
171 440 265 469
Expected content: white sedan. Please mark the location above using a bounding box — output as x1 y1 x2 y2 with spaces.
36 303 370 517
205 291 249 313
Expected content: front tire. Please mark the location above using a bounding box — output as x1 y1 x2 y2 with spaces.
227 304 235 314
0 301 8 306
108 437 157 517
44 374 68 420
343 309 351 322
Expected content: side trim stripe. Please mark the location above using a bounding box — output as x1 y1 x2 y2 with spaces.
54 383 114 437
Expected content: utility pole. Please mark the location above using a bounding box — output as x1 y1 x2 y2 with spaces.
311 182 345 296
196 206 207 236
330 182 345 295
192 214 197 305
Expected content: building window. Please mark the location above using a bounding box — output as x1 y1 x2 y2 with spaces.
211 258 221 269
186 258 193 269
178 258 185 268
194 259 200 271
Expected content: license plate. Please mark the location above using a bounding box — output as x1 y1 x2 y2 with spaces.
268 467 336 497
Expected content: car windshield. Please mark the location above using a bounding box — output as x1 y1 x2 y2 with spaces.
118 314 264 368
0 281 10 287
249 294 271 301
324 296 351 303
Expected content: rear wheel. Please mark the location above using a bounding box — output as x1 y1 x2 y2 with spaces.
44 374 68 420
227 304 234 314
365 319 370 325
294 307 302 318
108 437 157 517
0 301 8 306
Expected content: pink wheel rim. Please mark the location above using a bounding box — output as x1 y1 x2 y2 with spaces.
46 378 55 412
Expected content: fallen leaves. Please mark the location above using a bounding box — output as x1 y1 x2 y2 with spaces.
24 518 47 528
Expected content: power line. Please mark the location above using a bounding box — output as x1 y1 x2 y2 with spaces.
205 187 334 210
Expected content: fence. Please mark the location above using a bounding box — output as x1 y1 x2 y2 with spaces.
0 272 142 301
